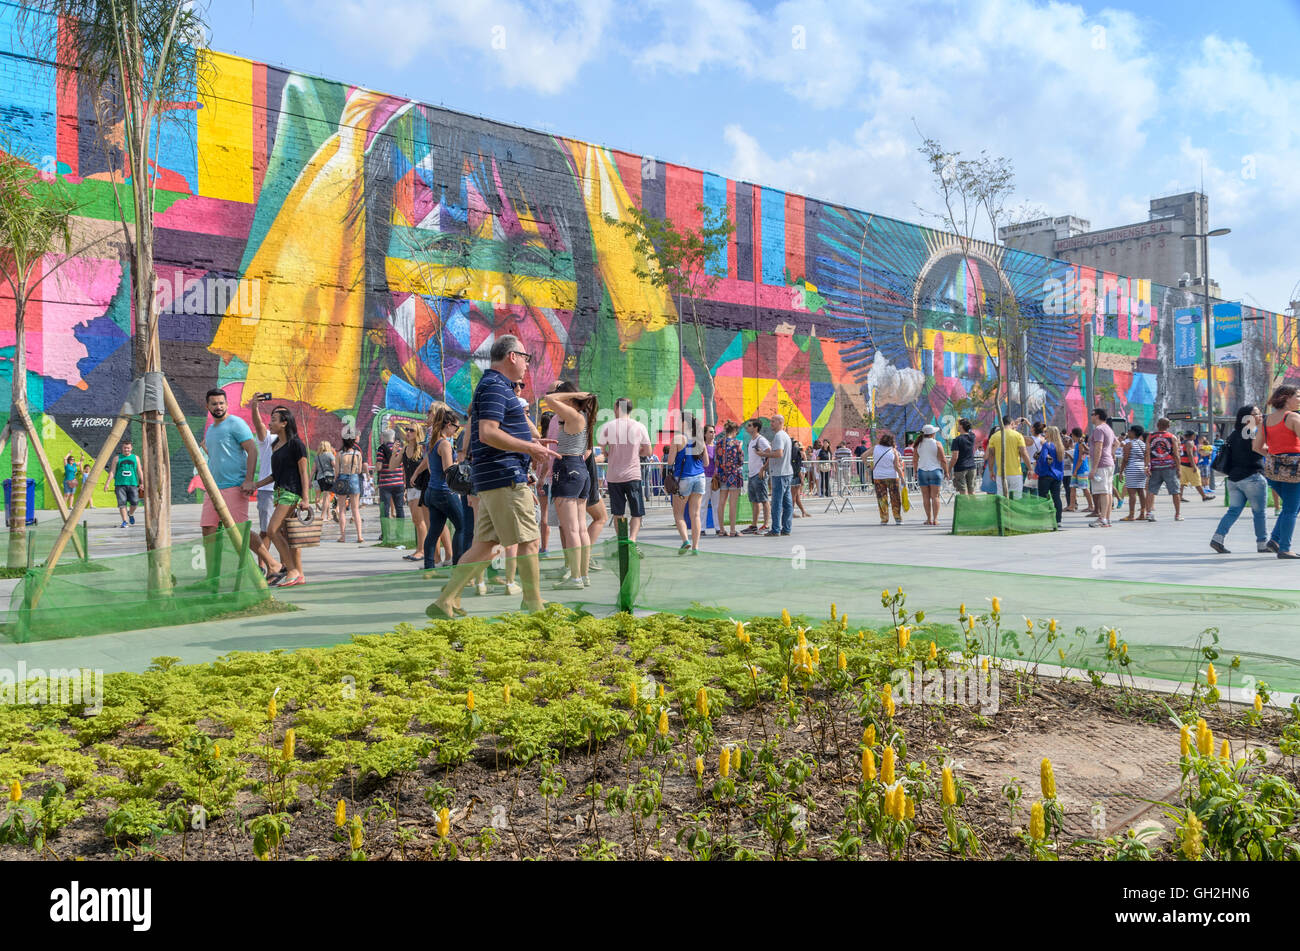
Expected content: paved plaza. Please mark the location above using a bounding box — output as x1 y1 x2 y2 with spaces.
1 490 1296 683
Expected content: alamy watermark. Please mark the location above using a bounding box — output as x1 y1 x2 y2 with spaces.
155 269 261 323
0 663 104 715
891 661 999 715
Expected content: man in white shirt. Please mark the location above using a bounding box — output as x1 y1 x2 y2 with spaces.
765 415 794 536
740 419 770 534
597 397 651 542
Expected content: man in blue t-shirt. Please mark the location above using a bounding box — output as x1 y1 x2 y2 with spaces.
428 335 558 620
200 389 258 558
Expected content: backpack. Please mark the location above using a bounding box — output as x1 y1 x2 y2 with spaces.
1148 432 1177 469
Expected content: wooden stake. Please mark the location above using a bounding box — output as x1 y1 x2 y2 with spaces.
13 406 86 560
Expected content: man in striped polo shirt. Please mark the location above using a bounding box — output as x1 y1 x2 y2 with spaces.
427 335 559 619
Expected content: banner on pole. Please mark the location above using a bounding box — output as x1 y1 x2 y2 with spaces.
1174 307 1201 367
1213 301 1243 364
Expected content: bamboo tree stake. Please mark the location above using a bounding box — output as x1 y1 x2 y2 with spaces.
29 411 132 610
12 405 86 559
159 376 245 552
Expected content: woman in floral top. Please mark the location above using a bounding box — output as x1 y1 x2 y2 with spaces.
715 420 745 536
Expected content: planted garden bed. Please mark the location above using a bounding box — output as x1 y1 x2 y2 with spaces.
1 598 1295 861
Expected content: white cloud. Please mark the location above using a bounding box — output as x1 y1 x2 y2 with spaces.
291 0 613 93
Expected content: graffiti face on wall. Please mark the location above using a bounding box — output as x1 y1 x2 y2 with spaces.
1 22 1292 503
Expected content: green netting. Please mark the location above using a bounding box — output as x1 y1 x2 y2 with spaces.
950 493 1057 535
4 522 269 643
378 515 417 548
603 539 1300 693
1 523 90 571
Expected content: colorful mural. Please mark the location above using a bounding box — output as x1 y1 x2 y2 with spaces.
1 7 1295 504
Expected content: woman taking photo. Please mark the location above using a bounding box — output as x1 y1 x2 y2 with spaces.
401 424 430 562
1252 386 1300 559
333 436 365 542
702 423 723 537
872 432 906 525
1035 425 1067 527
1210 405 1268 554
257 406 311 587
715 420 744 536
914 424 947 526
543 381 599 588
668 412 707 554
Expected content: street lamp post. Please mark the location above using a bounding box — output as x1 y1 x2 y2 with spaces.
1182 227 1230 490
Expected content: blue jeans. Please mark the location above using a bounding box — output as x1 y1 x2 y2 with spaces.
423 487 467 568
1267 478 1300 553
770 474 793 533
1214 474 1267 545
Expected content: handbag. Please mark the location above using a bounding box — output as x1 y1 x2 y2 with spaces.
900 484 911 512
1265 453 1300 484
710 474 721 491
284 508 321 548
817 460 833 473
445 461 474 495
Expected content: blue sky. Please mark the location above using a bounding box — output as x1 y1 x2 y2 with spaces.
207 0 1300 313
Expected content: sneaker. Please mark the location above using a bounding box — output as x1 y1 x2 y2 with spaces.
739 526 758 535
1258 542 1271 553
475 581 489 596
580 576 590 587
780 531 791 535
120 520 129 528
764 530 781 537
678 542 691 554
1145 513 1156 522
589 560 603 572
501 582 522 596
1203 492 1216 500
129 515 135 525
554 577 586 590
1210 540 1229 554
1088 519 1110 528
1267 539 1281 553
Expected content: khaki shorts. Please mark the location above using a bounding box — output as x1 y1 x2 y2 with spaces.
474 482 539 548
1180 464 1202 488
1090 466 1114 494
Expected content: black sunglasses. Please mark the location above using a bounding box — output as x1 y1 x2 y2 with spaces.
510 350 532 364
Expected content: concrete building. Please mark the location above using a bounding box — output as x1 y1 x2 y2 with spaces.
1001 192 1221 298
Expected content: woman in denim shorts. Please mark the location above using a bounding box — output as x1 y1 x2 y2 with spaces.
543 381 599 590
669 413 707 554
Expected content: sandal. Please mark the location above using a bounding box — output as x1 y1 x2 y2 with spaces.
728 531 739 537
276 576 305 588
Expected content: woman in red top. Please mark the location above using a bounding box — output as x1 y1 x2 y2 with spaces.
1252 386 1300 558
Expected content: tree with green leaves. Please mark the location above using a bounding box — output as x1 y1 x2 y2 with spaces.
18 0 213 574
605 203 735 425
0 145 102 562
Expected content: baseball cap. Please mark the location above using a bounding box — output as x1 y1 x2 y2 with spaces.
921 424 938 435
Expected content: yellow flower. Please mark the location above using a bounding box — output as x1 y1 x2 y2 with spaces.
1181 812 1204 860
905 795 915 820
349 816 364 851
837 651 847 671
1025 617 1034 632
466 689 475 711
780 675 789 695
644 702 653 717
1107 629 1117 651
436 807 450 839
267 695 277 722
991 597 1001 614
735 620 746 641
881 746 896 786
1029 801 1045 841
1255 694 1264 714
1180 724 1191 757
8 780 20 803
695 756 704 781
1197 723 1214 757
896 586 903 597
810 646 821 667
336 799 347 828
840 615 848 631
797 627 808 648
1058 648 1066 662
658 684 665 699
1040 758 1056 799
862 724 876 747
719 747 731 778
959 602 967 617
281 728 296 762
881 685 895 718
862 747 876 781
981 657 989 672
1121 643 1128 656
881 590 891 606
781 608 792 627
941 767 956 806
928 641 938 662
897 626 910 650
1206 663 1217 687
858 630 864 642
657 709 669 735
214 744 221 759
965 616 975 632
1219 739 1231 762
830 602 837 621
695 688 709 718
629 682 638 708
502 683 511 704
749 665 758 681
1048 618 1058 634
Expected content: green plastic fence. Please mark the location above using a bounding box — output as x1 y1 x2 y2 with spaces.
378 515 417 548
0 523 90 571
603 538 1300 694
4 522 268 643
951 493 1057 536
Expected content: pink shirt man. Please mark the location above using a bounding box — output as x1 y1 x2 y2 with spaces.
598 414 651 484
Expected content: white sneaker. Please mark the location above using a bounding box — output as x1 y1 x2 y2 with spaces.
475 581 489 596
588 560 603 572
554 577 585 591
580 576 591 587
559 567 572 582
501 582 522 595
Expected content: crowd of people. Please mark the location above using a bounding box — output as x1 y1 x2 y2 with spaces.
177 344 1300 606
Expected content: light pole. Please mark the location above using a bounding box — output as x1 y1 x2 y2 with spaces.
1181 227 1230 489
